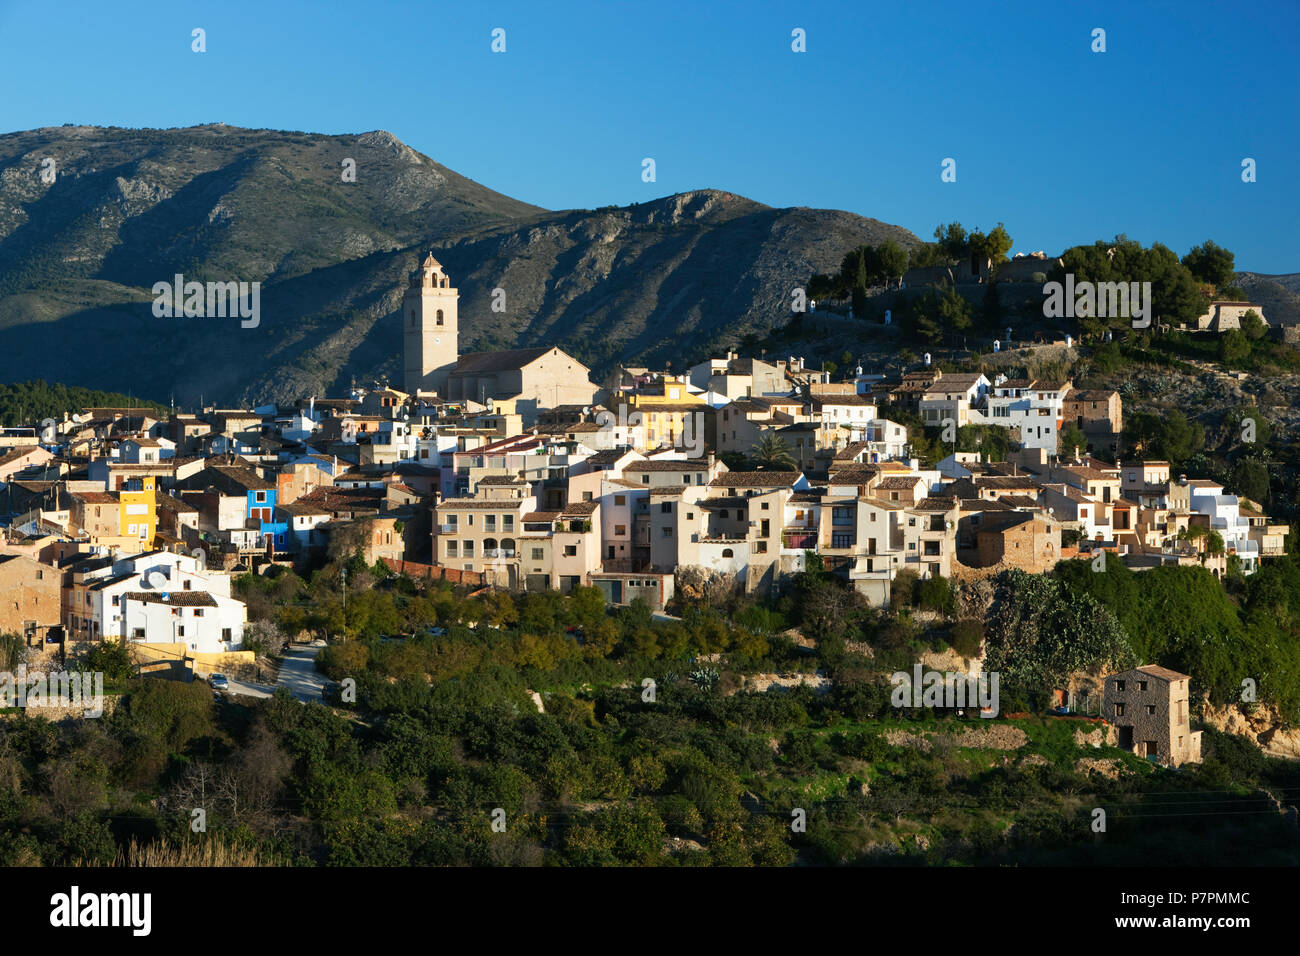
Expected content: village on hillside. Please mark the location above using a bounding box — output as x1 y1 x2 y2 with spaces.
0 254 1290 771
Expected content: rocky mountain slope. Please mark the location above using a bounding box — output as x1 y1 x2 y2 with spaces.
0 125 918 405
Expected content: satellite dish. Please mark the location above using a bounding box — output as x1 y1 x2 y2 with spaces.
146 570 167 590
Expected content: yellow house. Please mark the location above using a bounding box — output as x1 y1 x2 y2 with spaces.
613 379 707 450
119 476 158 545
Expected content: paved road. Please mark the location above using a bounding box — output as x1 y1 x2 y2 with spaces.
218 640 331 704
276 640 331 702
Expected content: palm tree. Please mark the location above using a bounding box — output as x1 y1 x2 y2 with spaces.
748 434 798 471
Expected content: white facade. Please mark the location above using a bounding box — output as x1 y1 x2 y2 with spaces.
120 591 246 654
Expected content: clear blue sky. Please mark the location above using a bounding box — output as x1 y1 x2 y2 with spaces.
2 0 1297 271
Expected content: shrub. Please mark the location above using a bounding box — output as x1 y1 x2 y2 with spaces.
949 619 984 658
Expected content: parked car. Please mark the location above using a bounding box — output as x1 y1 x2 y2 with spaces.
210 674 230 691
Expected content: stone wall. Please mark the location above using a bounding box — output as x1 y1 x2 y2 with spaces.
381 557 486 587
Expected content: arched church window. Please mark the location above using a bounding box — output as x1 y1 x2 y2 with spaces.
436 310 444 326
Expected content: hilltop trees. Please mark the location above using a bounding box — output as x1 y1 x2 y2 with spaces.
969 223 1014 273
928 222 1014 275
903 286 973 344
1054 236 1208 337
810 239 912 304
1181 240 1236 292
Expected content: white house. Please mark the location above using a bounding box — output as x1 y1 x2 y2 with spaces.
81 550 244 649
985 377 1071 451
919 374 989 429
119 437 176 463
1189 481 1258 570
119 590 246 654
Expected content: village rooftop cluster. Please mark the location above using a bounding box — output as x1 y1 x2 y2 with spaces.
0 255 1288 767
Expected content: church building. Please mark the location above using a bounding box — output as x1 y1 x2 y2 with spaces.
402 254 598 425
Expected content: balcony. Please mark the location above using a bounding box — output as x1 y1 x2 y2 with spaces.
782 530 817 550
483 549 516 559
438 524 458 534
602 558 652 573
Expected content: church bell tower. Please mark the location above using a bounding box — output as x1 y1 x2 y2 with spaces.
402 252 459 395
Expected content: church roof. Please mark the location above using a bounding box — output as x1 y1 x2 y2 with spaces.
452 347 557 375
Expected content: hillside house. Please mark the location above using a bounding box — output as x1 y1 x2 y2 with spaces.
1104 665 1202 767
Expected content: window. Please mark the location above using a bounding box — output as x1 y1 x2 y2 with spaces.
178 626 185 637
195 609 204 617
615 525 626 536
1114 703 1125 716
662 527 673 538
1137 680 1148 691
614 495 626 506
722 548 734 558
583 491 593 502
683 475 691 484
222 628 232 642
1146 705 1156 715
462 541 475 558
111 596 119 606
183 579 192 590
133 628 145 639
660 502 672 514
563 545 577 557
641 475 650 485
447 541 458 557
436 309 444 326
531 548 544 560
255 491 266 503
761 502 769 510
503 515 514 532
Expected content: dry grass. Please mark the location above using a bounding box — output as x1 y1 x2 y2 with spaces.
79 837 268 867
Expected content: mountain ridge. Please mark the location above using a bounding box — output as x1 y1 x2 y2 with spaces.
0 124 919 404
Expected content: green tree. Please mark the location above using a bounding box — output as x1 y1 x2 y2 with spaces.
969 223 1013 274
749 434 798 471
1181 240 1236 291
1058 424 1088 457
1240 309 1267 341
875 239 909 288
1124 409 1204 467
1218 329 1250 365
934 222 970 262
1230 458 1269 505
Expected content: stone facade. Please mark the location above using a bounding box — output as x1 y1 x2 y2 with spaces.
1104 665 1202 767
975 513 1062 572
0 554 61 643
